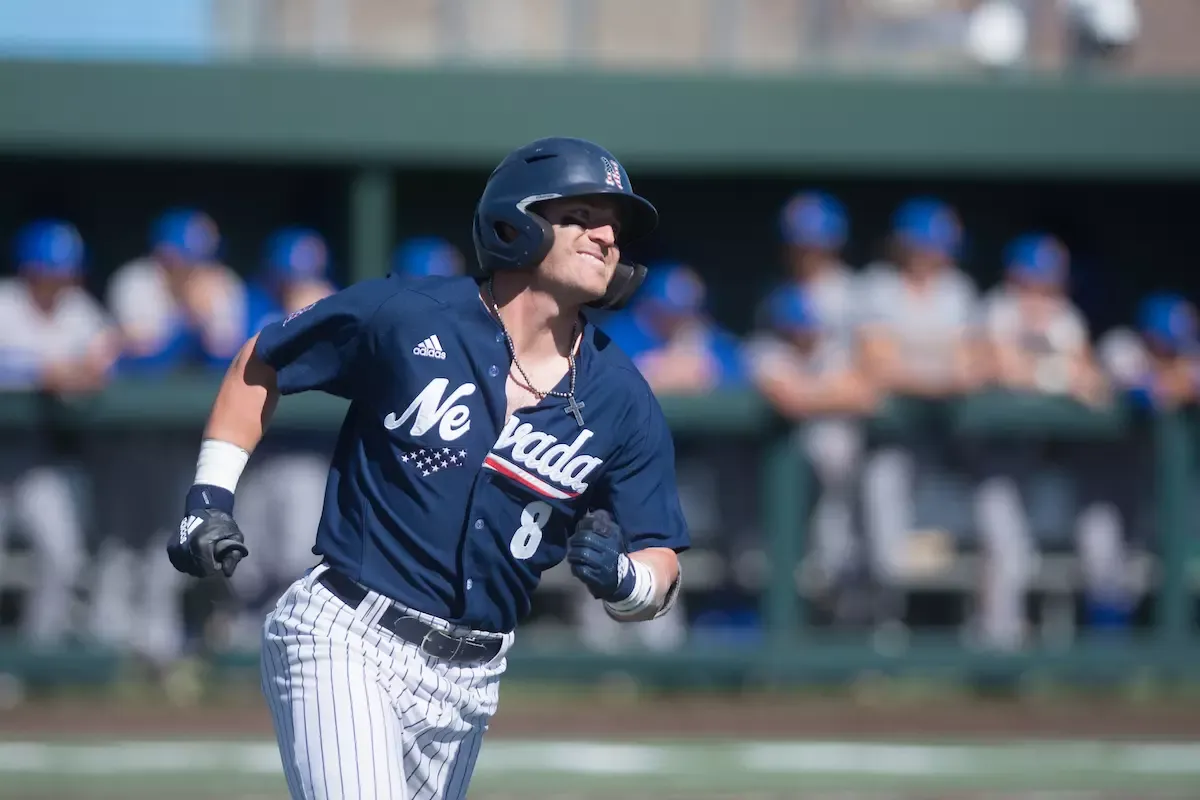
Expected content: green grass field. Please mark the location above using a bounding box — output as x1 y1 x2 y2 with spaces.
2 739 1199 799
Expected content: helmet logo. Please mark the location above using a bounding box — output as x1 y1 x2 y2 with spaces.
602 157 624 190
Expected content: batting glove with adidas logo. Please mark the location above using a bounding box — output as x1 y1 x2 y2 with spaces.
167 485 250 579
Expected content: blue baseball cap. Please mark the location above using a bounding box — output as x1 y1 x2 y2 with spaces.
780 191 848 250
1138 293 1199 354
151 208 220 264
635 262 707 315
765 285 818 334
393 237 464 278
265 227 330 281
1005 233 1069 285
15 219 85 277
892 197 962 258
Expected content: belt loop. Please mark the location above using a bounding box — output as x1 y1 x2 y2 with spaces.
305 562 330 591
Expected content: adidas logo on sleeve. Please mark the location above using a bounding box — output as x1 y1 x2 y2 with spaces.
413 334 447 360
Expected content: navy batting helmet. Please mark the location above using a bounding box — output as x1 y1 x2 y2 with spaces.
472 137 658 310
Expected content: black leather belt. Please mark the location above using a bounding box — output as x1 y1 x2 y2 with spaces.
317 567 504 665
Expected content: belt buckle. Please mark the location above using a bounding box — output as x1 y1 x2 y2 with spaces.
420 628 463 661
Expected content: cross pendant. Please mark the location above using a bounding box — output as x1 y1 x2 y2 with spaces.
564 396 586 427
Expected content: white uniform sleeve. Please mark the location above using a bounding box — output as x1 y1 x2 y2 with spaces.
981 290 1020 342
0 282 40 389
947 270 981 332
744 333 799 380
194 265 249 360
854 265 895 328
1097 328 1148 388
1046 304 1089 353
107 259 173 354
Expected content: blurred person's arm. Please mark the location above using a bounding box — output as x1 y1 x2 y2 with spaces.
184 265 250 363
757 367 878 417
983 293 1037 391
635 344 719 396
1056 307 1111 407
747 335 877 417
858 325 961 398
106 259 171 357
47 292 123 394
855 268 969 398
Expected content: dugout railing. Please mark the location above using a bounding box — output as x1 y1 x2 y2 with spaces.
0 380 1197 688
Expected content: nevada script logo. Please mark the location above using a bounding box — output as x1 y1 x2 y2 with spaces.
384 378 476 442
482 416 603 500
383 378 603 499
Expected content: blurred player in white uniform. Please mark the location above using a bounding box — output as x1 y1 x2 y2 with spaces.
972 233 1107 648
227 228 337 644
745 285 878 618
760 191 857 345
1082 293 1200 632
0 220 118 647
88 208 246 671
856 198 981 613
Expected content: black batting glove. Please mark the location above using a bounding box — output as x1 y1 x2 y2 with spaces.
167 485 249 579
567 510 636 602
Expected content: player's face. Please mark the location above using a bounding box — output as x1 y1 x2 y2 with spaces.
786 245 834 280
24 273 74 311
535 197 622 303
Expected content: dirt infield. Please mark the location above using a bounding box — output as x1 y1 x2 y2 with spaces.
5 690 1200 740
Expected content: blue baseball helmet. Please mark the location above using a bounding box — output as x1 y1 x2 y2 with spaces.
1005 233 1069 285
635 262 707 315
764 285 818 334
472 137 659 310
152 208 220 264
892 197 962 259
15 219 85 278
1138 293 1198 354
780 191 848 250
393 236 464 278
265 227 330 281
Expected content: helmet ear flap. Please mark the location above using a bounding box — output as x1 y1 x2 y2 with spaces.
473 205 557 274
588 261 646 310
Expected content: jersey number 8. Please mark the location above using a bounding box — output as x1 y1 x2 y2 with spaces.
510 501 551 560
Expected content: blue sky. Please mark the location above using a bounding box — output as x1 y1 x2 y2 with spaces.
0 0 213 58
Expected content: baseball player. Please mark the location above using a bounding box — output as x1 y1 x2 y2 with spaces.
745 285 878 613
758 191 857 343
971 233 1106 649
88 208 245 669
167 137 689 800
1081 293 1200 631
227 228 338 644
0 220 118 647
392 236 467 280
602 262 746 395
856 198 981 612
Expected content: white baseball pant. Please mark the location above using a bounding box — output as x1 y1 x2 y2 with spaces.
261 562 512 800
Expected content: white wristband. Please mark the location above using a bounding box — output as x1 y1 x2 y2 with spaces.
194 438 250 493
604 556 658 618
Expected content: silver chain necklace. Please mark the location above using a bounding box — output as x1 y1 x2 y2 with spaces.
486 277 586 426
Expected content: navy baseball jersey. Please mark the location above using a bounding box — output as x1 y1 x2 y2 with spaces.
254 273 690 633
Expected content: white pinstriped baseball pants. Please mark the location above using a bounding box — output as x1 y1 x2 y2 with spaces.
261 563 513 800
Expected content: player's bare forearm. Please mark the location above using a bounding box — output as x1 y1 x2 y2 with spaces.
621 547 680 622
204 333 280 453
756 372 875 418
